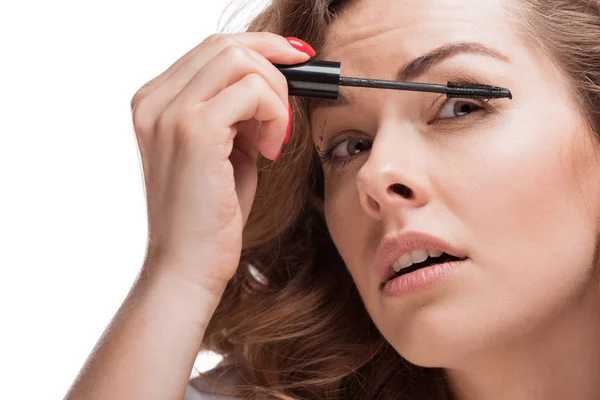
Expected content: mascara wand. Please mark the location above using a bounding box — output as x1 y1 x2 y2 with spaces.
273 60 512 100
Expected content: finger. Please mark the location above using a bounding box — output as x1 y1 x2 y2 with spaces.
134 32 309 117
130 48 196 112
196 73 287 161
173 45 289 112
132 32 307 110
229 118 261 226
165 32 310 95
130 35 226 111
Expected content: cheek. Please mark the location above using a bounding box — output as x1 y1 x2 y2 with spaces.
447 103 600 312
459 111 593 241
324 172 352 246
324 170 373 283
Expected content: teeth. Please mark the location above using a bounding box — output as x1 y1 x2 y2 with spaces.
411 250 428 264
429 250 443 257
392 250 445 273
392 253 413 272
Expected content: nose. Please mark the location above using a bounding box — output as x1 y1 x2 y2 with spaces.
356 132 431 219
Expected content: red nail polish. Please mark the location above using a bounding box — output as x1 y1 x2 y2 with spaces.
274 146 282 162
284 103 292 144
285 37 316 57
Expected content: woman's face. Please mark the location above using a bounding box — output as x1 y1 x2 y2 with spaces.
310 0 600 366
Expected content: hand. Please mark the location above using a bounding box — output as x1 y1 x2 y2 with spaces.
130 33 314 295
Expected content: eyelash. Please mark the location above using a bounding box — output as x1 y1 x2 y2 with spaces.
317 97 491 169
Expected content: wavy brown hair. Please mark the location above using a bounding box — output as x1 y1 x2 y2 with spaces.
192 0 600 398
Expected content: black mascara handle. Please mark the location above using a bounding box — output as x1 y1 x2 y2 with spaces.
273 60 341 99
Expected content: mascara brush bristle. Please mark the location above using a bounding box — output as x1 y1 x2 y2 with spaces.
446 82 513 99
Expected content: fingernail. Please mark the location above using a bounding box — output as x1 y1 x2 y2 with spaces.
274 146 283 163
285 37 316 57
284 103 292 144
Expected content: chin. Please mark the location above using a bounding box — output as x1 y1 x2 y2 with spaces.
381 305 502 369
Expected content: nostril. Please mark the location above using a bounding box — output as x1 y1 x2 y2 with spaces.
389 183 413 199
367 196 380 211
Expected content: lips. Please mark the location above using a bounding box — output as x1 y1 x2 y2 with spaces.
374 231 467 286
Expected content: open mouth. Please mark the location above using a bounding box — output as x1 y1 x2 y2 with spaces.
388 253 464 282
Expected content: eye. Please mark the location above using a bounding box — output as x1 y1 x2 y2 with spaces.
437 99 483 119
319 137 372 168
330 138 372 160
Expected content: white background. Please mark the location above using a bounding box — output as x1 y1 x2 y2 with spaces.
0 0 269 398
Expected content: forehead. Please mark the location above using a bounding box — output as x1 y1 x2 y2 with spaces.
319 0 512 71
309 0 519 128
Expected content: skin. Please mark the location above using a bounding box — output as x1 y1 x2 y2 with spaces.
310 0 600 399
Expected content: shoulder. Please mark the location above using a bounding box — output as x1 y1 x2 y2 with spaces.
185 365 245 400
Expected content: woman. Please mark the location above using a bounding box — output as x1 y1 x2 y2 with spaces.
65 0 600 399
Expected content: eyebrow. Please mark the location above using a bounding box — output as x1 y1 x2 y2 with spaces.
308 42 510 112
